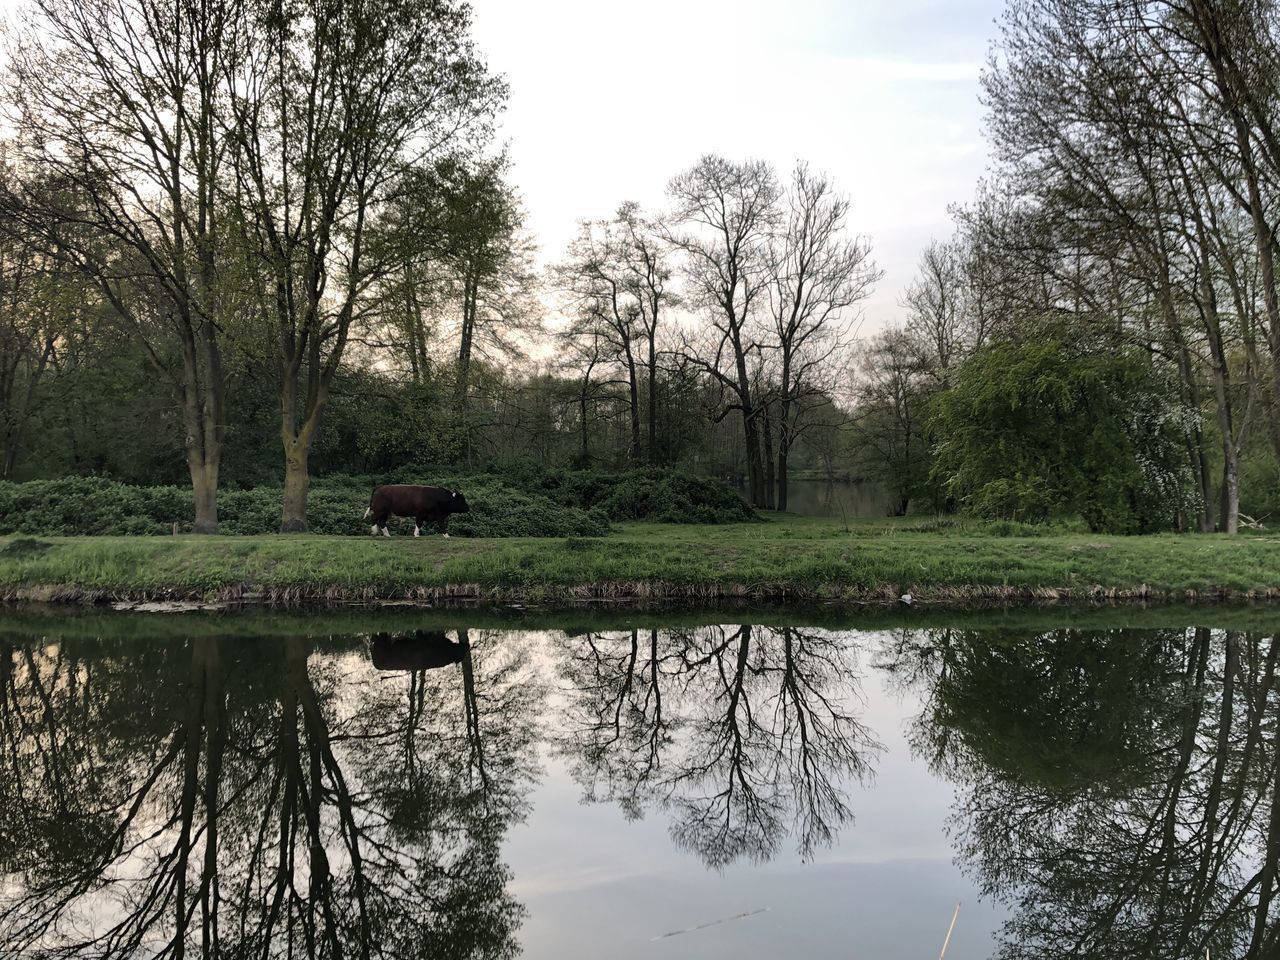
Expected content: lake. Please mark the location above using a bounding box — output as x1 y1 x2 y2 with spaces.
0 609 1274 958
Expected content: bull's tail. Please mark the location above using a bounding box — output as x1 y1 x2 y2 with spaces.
362 506 372 520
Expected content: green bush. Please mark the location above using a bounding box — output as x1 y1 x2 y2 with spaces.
0 478 180 536
0 467 750 537
536 469 755 523
0 475 610 538
931 338 1193 534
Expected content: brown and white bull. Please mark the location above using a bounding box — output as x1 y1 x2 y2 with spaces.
363 484 470 538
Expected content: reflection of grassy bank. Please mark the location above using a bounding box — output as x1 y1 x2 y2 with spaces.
2 515 1280 607
7 602 1280 641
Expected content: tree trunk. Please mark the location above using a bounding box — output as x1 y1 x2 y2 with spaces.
1195 226 1241 535
776 367 792 511
647 335 658 466
741 408 764 508
1220 461 1239 534
281 436 311 533
730 323 765 508
1174 342 1215 533
625 349 641 464
453 275 477 465
579 380 590 464
761 402 776 510
189 460 220 534
182 377 222 535
777 448 789 512
456 275 477 411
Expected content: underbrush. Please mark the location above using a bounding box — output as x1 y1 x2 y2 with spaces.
0 468 752 537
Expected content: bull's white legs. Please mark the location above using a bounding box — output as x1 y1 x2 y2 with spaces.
442 532 450 539
413 525 420 537
370 524 379 536
381 526 391 538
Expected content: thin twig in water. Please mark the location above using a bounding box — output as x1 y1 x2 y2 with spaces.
649 907 769 941
938 902 961 959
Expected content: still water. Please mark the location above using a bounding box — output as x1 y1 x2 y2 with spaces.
0 611 1276 958
732 479 895 518
782 479 895 519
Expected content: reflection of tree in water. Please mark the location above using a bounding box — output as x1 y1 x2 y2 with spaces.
882 626 1280 959
0 628 539 959
556 625 879 868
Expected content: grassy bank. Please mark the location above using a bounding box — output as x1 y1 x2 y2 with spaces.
2 514 1279 607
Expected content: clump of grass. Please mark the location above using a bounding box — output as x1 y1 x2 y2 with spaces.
0 537 52 558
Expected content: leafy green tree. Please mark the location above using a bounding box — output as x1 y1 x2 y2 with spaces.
931 337 1193 532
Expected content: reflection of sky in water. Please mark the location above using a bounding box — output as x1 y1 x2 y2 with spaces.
508 629 1005 959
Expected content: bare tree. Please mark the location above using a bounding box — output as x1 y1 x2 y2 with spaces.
556 201 675 465
617 202 676 466
767 163 880 510
667 155 780 508
901 238 974 379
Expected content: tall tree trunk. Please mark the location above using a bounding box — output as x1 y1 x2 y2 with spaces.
761 401 776 510
189 461 220 535
625 347 641 464
777 443 789 513
1202 277 1240 534
776 358 792 511
579 376 591 464
279 360 320 532
1180 347 1215 534
454 274 477 465
647 334 658 466
731 328 765 508
741 406 764 507
456 279 476 412
281 436 311 533
181 369 223 535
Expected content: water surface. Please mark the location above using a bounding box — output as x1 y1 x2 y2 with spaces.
0 611 1275 958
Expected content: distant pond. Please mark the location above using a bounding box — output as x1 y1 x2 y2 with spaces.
0 610 1275 958
732 478 896 518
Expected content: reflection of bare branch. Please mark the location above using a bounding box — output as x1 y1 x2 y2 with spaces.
557 624 879 869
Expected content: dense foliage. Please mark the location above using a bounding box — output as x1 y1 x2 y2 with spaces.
0 470 752 537
932 340 1192 533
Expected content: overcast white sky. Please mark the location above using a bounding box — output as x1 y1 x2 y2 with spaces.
469 0 1006 331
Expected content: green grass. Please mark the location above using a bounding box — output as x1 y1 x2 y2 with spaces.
1 514 1279 606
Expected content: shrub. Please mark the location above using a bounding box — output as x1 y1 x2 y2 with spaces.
0 467 751 537
0 478 179 536
544 469 755 524
0 475 609 538
931 338 1193 534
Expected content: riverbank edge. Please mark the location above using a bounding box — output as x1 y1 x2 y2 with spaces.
3 579 1279 609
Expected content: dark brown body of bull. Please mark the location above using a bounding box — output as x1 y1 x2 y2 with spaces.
363 484 470 538
369 631 468 671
